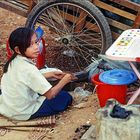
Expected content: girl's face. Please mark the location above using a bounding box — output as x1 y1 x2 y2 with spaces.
25 33 39 59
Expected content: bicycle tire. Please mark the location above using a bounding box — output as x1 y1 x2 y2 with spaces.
25 0 112 73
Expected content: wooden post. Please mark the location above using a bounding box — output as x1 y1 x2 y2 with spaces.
23 0 37 14
133 11 140 28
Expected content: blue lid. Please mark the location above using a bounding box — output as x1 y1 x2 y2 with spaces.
35 26 44 40
99 69 137 85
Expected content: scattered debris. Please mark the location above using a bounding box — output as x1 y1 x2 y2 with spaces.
80 125 96 140
73 125 91 140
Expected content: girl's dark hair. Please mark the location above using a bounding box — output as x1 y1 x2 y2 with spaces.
3 27 34 73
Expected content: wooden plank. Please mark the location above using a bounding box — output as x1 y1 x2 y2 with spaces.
75 10 87 32
20 0 33 6
58 10 100 32
5 0 36 14
107 17 131 30
85 22 99 32
5 0 29 9
92 0 136 20
0 1 28 17
110 0 140 11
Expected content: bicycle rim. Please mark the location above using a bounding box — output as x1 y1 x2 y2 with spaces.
26 0 112 73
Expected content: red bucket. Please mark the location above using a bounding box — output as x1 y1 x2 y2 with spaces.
92 74 127 107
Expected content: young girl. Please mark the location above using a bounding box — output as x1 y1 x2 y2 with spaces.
0 27 76 120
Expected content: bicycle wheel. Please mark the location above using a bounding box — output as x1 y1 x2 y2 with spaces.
26 0 112 73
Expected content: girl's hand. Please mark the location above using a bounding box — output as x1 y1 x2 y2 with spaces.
61 73 78 84
52 71 66 79
44 73 78 99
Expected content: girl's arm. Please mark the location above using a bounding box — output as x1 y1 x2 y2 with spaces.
43 73 77 99
43 71 66 79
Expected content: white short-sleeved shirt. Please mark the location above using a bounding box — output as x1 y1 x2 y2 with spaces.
0 55 52 120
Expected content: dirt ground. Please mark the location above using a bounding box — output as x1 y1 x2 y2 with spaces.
0 8 100 140
0 7 140 140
